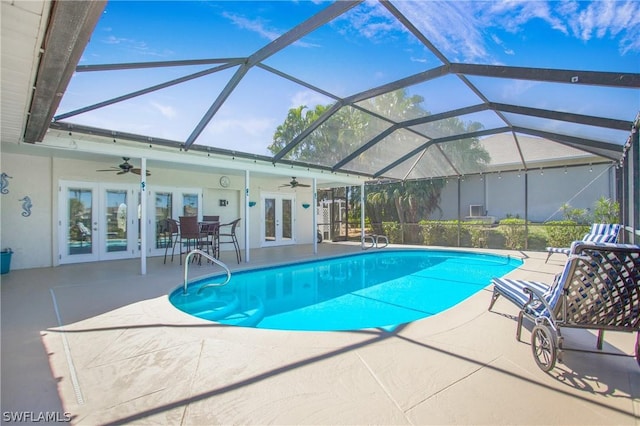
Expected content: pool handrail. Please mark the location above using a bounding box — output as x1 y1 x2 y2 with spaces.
183 249 231 294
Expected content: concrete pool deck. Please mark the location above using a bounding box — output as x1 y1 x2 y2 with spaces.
1 243 638 425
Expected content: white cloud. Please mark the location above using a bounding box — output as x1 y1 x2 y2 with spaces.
222 12 281 42
568 0 640 54
289 90 331 109
394 0 640 62
202 117 275 155
207 117 274 138
150 102 177 119
378 1 488 62
221 11 319 48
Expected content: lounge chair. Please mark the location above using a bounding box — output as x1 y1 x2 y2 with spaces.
488 241 640 371
545 223 620 263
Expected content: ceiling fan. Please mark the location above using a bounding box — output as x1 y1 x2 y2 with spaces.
96 157 151 176
280 177 310 188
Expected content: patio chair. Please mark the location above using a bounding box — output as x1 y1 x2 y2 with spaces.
162 218 180 264
545 223 621 263
488 241 640 372
178 216 208 265
216 218 241 264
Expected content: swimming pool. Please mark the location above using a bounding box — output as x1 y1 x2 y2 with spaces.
169 249 522 331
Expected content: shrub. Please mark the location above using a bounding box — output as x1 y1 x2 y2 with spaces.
593 196 620 224
419 220 461 246
499 218 528 250
463 220 489 248
544 220 589 247
382 222 402 243
560 203 589 224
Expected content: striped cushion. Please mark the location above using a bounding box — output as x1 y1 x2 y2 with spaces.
491 278 551 313
546 247 571 255
588 223 620 240
493 244 579 317
546 224 620 256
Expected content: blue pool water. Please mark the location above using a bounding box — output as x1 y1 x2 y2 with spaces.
169 249 522 331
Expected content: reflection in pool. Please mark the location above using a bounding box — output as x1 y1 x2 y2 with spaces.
169 249 522 331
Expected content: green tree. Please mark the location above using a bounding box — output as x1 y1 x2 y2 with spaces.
269 89 490 230
593 196 620 224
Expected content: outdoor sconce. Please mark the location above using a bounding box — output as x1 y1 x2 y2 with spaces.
302 203 310 209
219 199 228 207
248 201 256 207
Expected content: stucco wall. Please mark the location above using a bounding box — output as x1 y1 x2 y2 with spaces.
437 163 614 222
1 152 53 270
1 155 317 270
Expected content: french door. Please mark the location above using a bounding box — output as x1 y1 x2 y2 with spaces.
147 186 202 257
59 181 140 264
261 193 295 246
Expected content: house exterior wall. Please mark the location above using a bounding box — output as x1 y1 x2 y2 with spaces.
1 152 53 270
437 163 614 222
0 154 317 270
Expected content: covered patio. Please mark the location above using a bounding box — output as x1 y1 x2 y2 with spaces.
2 243 639 424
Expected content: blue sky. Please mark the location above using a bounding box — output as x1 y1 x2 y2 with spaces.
58 0 639 160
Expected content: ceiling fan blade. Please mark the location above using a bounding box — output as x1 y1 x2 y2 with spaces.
96 167 119 172
131 168 151 176
278 184 292 188
117 170 129 175
297 184 311 187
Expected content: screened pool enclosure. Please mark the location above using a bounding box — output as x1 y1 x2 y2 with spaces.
14 0 640 247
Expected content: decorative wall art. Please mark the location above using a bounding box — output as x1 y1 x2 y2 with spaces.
1 173 12 194
19 196 32 217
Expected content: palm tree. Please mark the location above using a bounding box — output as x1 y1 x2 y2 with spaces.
270 90 490 236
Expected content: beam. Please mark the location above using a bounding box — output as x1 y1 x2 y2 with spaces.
55 62 240 121
450 63 640 88
76 58 244 72
23 0 107 143
491 102 632 130
183 0 362 149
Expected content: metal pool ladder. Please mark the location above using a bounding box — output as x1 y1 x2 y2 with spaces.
183 249 231 294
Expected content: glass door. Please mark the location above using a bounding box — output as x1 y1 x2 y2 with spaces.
101 184 138 260
261 193 295 246
153 191 173 254
61 183 99 263
147 187 202 257
59 181 139 264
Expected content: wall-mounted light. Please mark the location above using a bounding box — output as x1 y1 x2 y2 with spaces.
302 203 310 209
248 201 256 207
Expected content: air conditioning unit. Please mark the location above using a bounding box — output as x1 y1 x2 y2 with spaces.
469 204 484 217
